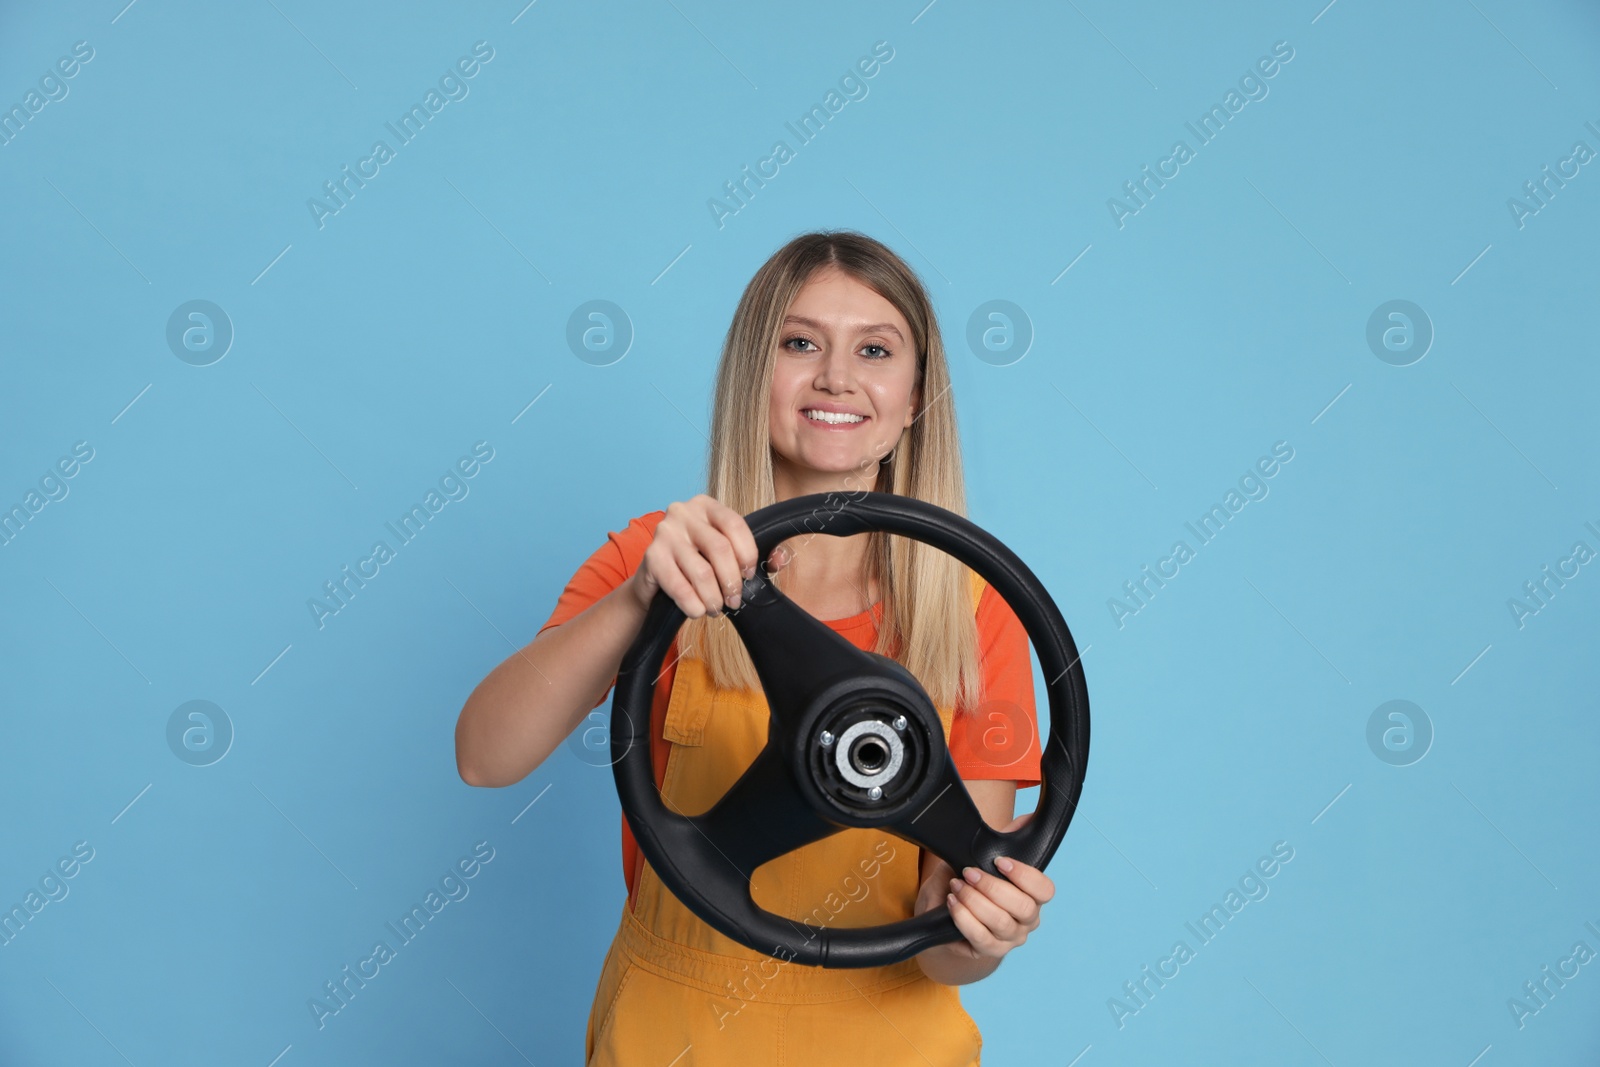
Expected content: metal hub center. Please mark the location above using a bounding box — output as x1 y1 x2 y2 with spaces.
810 702 927 813
834 719 904 788
853 737 888 772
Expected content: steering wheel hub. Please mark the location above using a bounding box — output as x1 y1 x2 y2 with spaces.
811 702 927 813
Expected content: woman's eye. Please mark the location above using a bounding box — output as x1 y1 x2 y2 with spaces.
782 337 892 359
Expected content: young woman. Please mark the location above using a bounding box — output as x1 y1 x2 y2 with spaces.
455 231 1054 1065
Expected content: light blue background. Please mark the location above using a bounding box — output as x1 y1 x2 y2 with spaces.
2 1 1597 1064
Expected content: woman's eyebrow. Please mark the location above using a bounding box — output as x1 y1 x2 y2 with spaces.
783 315 905 342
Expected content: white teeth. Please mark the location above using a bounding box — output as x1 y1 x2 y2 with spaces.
804 409 865 424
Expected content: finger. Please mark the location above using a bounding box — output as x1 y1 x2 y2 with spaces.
945 892 1001 958
995 857 1056 907
675 549 726 619
958 866 1040 927
704 501 760 581
949 876 1022 943
659 502 721 617
685 512 747 610
655 553 716 618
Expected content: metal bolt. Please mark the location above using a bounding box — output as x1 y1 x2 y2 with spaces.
868 785 883 800
891 715 907 732
820 730 835 747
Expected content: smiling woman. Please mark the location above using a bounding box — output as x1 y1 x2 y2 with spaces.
455 230 1050 1067
764 268 923 543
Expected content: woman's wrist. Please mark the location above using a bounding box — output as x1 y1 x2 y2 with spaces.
916 939 1002 986
621 568 653 615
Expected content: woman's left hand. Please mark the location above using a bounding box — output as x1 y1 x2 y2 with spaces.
915 811 1055 964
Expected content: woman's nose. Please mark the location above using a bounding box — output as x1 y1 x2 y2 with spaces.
814 348 852 391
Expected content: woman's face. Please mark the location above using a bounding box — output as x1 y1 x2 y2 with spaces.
767 266 920 498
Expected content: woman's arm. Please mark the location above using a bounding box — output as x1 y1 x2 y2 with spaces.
914 780 1054 986
454 571 651 788
455 495 766 789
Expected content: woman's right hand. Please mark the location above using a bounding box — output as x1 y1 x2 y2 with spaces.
628 494 788 618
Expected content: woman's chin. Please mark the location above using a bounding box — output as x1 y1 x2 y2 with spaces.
783 456 885 479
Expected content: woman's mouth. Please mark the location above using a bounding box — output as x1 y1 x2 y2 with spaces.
800 408 869 429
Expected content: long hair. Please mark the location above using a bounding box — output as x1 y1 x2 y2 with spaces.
677 230 984 716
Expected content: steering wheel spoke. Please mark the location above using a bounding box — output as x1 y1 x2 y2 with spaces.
886 759 1000 874
693 743 842 877
725 573 887 729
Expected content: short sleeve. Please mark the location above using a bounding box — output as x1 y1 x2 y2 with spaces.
535 511 663 710
948 582 1042 789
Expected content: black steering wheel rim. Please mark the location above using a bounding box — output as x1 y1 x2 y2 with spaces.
611 491 1090 968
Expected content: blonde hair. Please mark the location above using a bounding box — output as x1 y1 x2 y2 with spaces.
678 230 983 716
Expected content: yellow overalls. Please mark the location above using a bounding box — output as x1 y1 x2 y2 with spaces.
585 574 990 1066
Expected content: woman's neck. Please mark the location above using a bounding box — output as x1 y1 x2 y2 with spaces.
774 535 878 620
771 453 887 504
769 462 889 617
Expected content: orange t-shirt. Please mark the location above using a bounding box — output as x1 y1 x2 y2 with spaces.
537 510 1043 908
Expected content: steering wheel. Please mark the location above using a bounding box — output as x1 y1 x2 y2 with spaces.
610 491 1090 968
